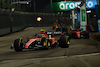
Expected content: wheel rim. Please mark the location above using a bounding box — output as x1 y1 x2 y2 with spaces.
46 40 51 49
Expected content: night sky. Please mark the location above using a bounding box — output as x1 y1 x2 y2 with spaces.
19 0 63 12
30 0 63 12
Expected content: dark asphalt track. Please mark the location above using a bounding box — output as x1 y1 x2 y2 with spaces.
0 27 100 67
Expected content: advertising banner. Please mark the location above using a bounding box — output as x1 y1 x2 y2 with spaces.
80 3 87 31
95 5 98 20
98 20 100 32
81 9 86 22
95 5 100 19
52 0 97 11
77 12 80 23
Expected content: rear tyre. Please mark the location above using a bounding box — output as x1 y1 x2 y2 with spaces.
59 36 69 48
14 38 23 52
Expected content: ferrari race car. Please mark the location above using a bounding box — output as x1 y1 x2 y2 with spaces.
68 29 89 39
13 31 58 52
13 30 70 52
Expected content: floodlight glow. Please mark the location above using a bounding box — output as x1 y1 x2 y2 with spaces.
37 17 42 22
86 10 91 13
27 2 29 4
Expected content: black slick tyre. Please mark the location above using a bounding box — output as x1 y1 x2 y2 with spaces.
59 36 69 48
14 38 23 52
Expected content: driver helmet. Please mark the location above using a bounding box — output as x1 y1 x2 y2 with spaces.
38 34 42 38
40 29 45 34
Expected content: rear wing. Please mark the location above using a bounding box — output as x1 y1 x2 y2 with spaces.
46 32 62 36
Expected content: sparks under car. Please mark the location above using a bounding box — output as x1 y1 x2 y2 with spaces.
14 31 59 52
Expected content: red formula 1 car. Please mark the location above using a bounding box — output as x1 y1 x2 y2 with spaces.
14 31 58 52
68 29 89 39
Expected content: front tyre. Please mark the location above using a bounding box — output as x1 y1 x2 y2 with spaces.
46 39 51 49
14 38 23 52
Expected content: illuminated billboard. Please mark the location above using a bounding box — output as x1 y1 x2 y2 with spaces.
52 0 97 11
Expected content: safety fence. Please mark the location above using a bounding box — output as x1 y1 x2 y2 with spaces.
0 10 71 36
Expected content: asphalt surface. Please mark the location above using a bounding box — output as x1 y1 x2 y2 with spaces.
0 27 100 67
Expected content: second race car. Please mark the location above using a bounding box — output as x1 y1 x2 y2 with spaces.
68 29 89 39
